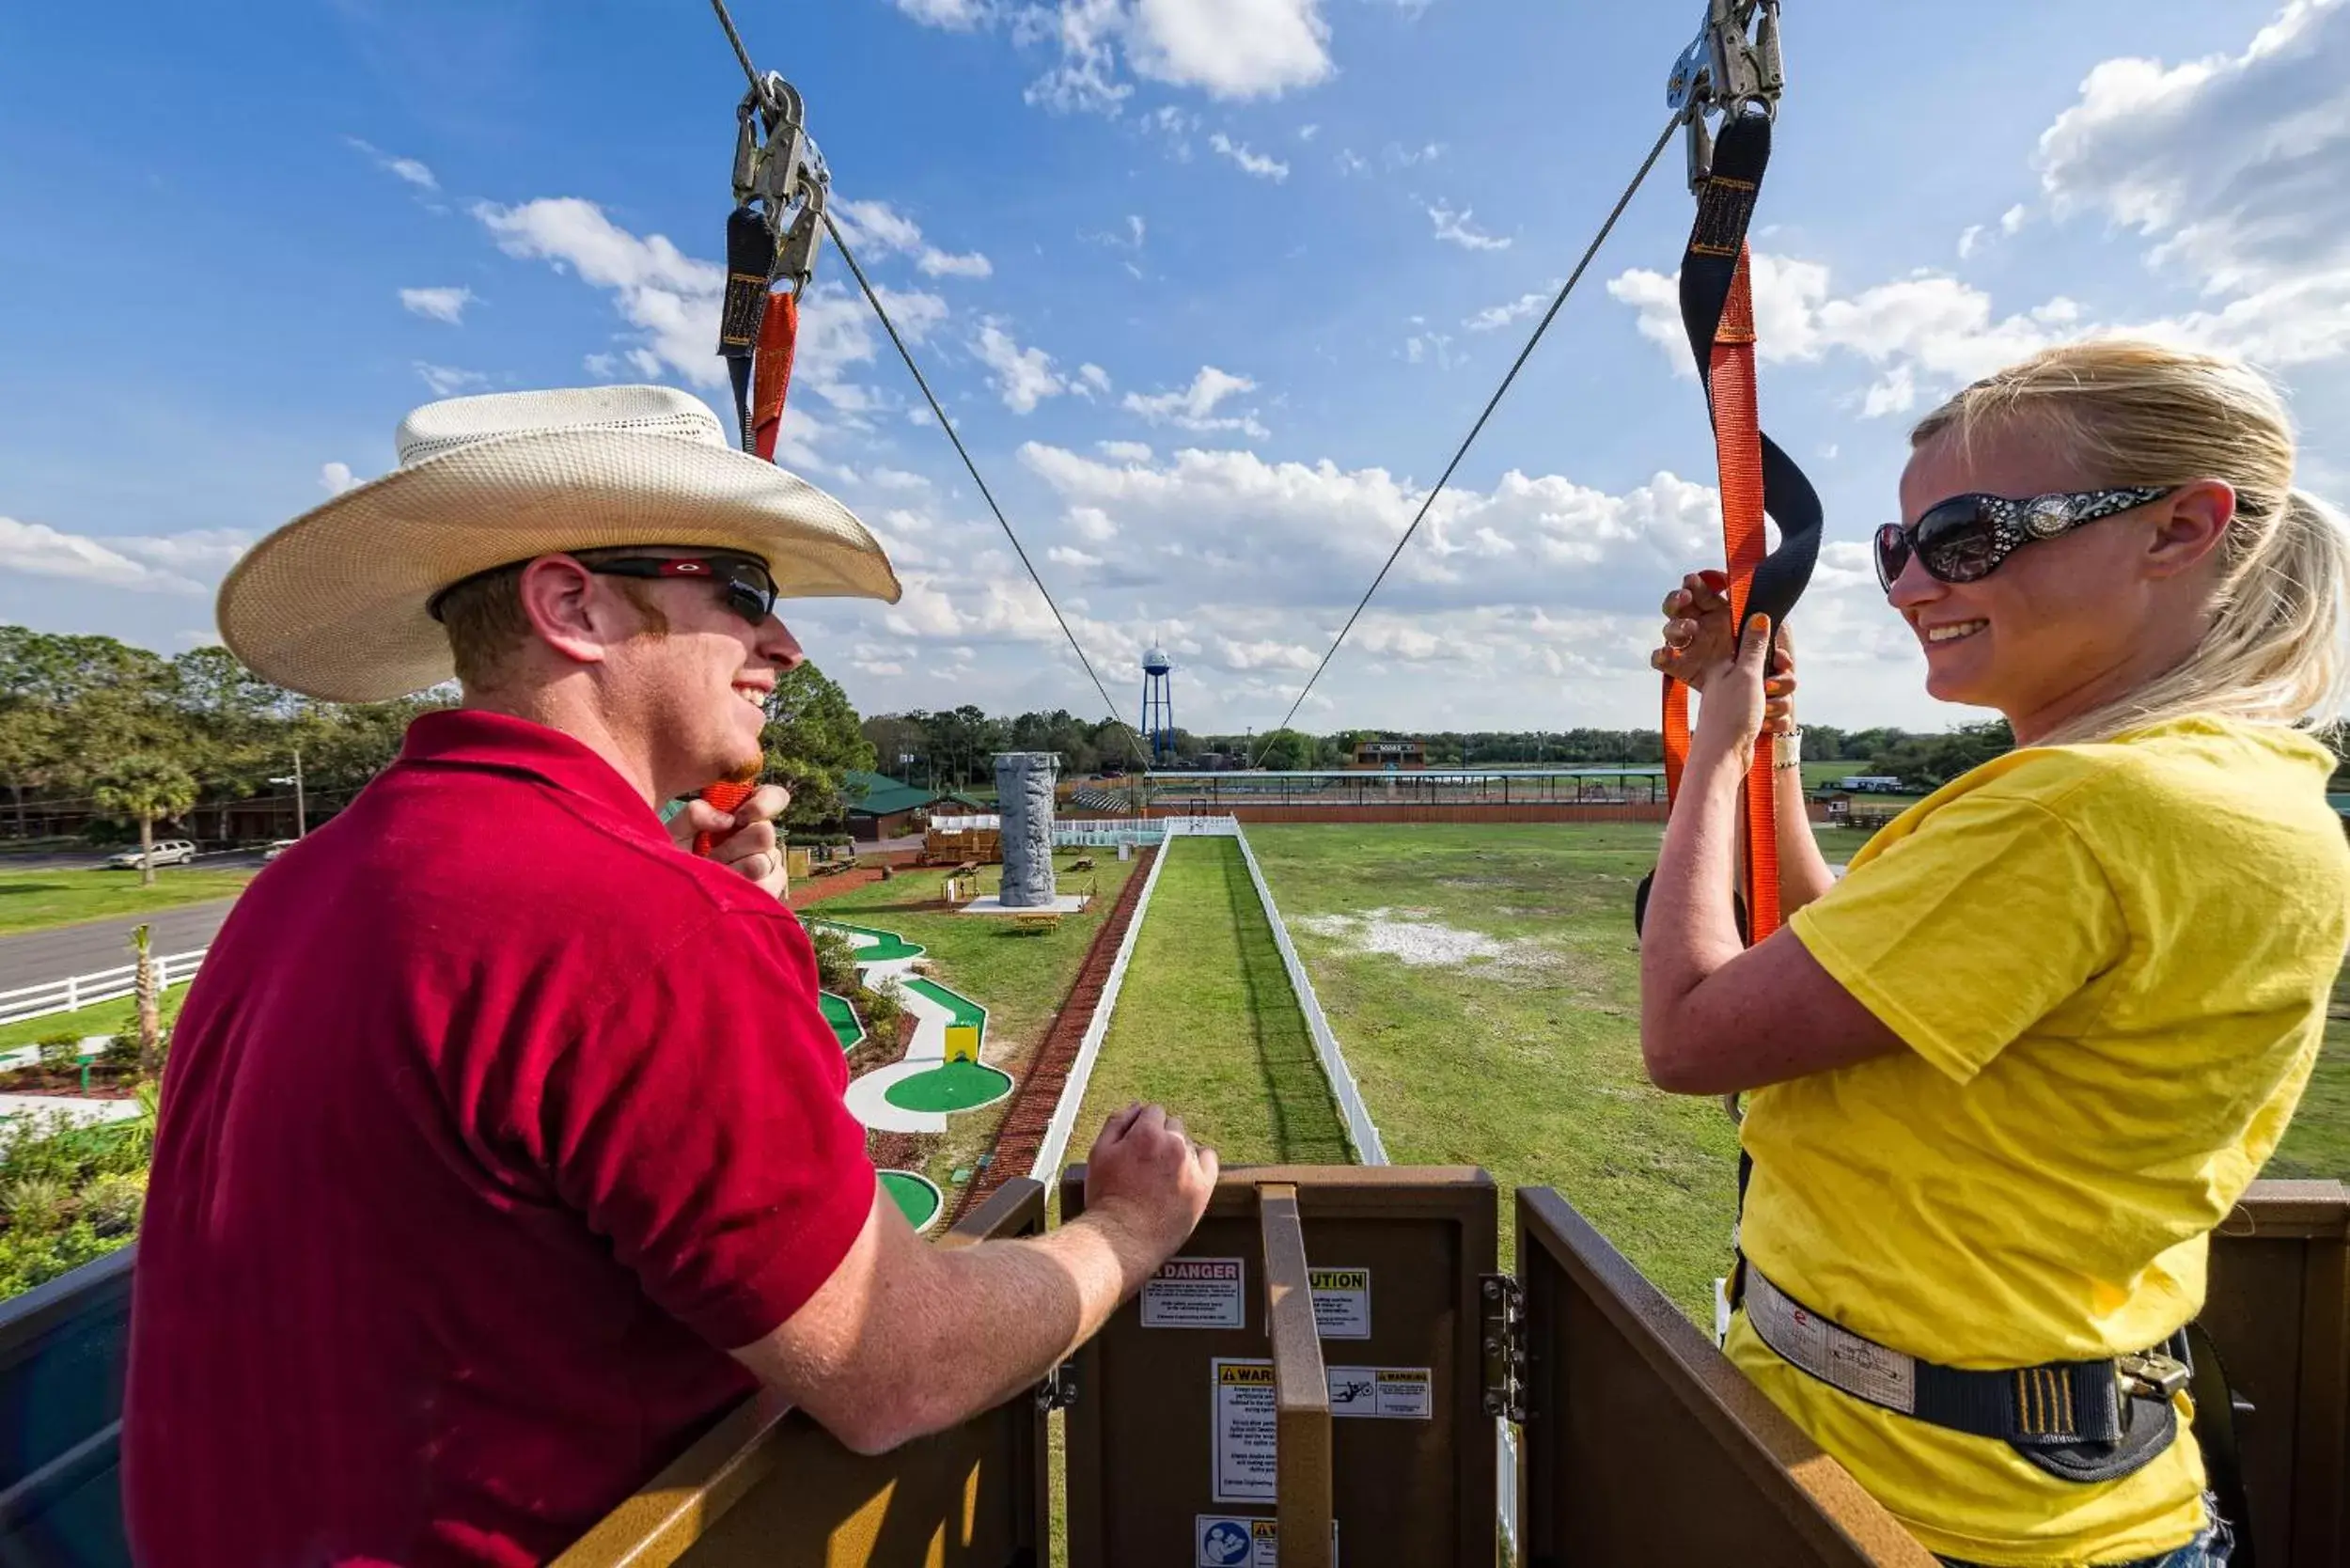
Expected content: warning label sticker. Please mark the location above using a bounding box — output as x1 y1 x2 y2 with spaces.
1211 1359 1277 1502
1194 1516 1340 1566
1145 1257 1246 1330
1324 1365 1433 1419
1308 1267 1370 1340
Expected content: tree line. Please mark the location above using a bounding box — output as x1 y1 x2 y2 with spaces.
857 710 2055 793
0 625 880 853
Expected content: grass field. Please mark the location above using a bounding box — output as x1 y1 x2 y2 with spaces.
0 867 254 937
807 852 1141 1198
1247 822 2350 1320
1067 837 1350 1168
1250 823 1737 1314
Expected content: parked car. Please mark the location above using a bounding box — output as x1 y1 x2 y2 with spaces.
105 839 197 870
260 839 299 863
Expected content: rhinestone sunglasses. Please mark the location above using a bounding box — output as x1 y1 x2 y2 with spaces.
1873 486 2176 592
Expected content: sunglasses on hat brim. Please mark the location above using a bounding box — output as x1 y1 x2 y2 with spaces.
1873 486 2176 592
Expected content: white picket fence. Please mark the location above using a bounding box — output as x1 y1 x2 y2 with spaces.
0 949 207 1028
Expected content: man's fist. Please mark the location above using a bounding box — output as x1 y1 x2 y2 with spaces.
1084 1103 1217 1261
669 783 793 901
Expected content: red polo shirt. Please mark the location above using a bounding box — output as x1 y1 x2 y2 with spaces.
124 709 875 1567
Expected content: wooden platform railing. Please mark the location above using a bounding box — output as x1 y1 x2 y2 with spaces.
553 1178 1051 1568
0 1176 2334 1568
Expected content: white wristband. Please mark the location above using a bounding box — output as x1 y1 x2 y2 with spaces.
1771 729 1802 772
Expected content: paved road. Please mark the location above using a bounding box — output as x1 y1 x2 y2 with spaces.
0 899 243 992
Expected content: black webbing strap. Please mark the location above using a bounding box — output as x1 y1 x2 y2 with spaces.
1674 112 1823 636
720 205 775 453
2184 1319 2258 1564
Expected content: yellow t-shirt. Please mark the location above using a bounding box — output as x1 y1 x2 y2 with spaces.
1727 715 2347 1567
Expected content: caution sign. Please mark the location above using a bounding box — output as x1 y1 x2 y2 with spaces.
1324 1365 1433 1419
1211 1359 1277 1503
1194 1516 1340 1566
1145 1257 1246 1329
1308 1267 1370 1340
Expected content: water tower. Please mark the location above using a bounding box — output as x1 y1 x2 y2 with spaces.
1139 642 1176 766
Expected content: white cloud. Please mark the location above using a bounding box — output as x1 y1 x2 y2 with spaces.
1120 366 1270 438
1047 544 1104 568
1096 440 1153 462
1209 133 1290 180
2029 0 2350 360
1076 363 1114 396
112 529 253 573
399 286 476 324
415 363 489 398
0 517 212 594
347 138 438 192
1069 504 1121 540
893 0 992 28
972 320 1067 413
1297 123 1320 141
1428 201 1509 251
1385 142 1443 168
1124 0 1334 99
1956 226 1983 261
1607 253 2082 416
2001 203 2029 236
919 249 994 278
948 0 1331 115
475 196 943 430
1335 149 1369 176
1465 284 1556 332
320 463 357 495
835 198 994 281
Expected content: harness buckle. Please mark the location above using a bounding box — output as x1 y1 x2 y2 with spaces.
2117 1351 2191 1403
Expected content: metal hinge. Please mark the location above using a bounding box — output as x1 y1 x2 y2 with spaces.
1480 1274 1527 1423
1035 1360 1079 1413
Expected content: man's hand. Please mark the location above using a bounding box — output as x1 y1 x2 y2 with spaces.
669 783 792 901
1083 1103 1218 1262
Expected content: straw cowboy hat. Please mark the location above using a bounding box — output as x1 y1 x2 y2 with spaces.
217 384 901 702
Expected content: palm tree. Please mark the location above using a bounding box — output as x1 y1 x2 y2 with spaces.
131 922 163 1077
92 754 199 886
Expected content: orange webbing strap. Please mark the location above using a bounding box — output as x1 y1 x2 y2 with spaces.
750 290 799 463
694 780 759 857
1660 243 1781 942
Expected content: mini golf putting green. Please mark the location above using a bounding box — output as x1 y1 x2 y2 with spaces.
884 1059 1014 1113
808 919 924 963
879 1169 942 1231
818 992 863 1052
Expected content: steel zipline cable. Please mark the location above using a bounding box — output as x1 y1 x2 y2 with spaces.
708 0 1152 774
1246 112 1684 769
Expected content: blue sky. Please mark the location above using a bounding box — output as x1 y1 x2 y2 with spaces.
5 0 2345 735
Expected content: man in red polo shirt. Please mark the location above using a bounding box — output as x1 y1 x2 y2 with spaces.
124 386 1216 1566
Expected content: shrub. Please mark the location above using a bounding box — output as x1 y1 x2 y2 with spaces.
81 1172 146 1237
36 1040 80 1075
0 1222 123 1300
808 929 863 994
863 984 903 1038
102 1032 141 1072
3 1175 74 1234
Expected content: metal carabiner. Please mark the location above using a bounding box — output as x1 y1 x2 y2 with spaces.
1667 0 1785 188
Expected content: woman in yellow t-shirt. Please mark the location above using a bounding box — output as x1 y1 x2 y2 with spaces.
1642 339 2350 1568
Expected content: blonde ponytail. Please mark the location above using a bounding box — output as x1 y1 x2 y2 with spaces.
1912 341 2350 746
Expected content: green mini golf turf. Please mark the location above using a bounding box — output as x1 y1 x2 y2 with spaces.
818 992 863 1052
879 1169 942 1230
902 977 986 1030
885 1059 1013 1113
807 919 924 962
